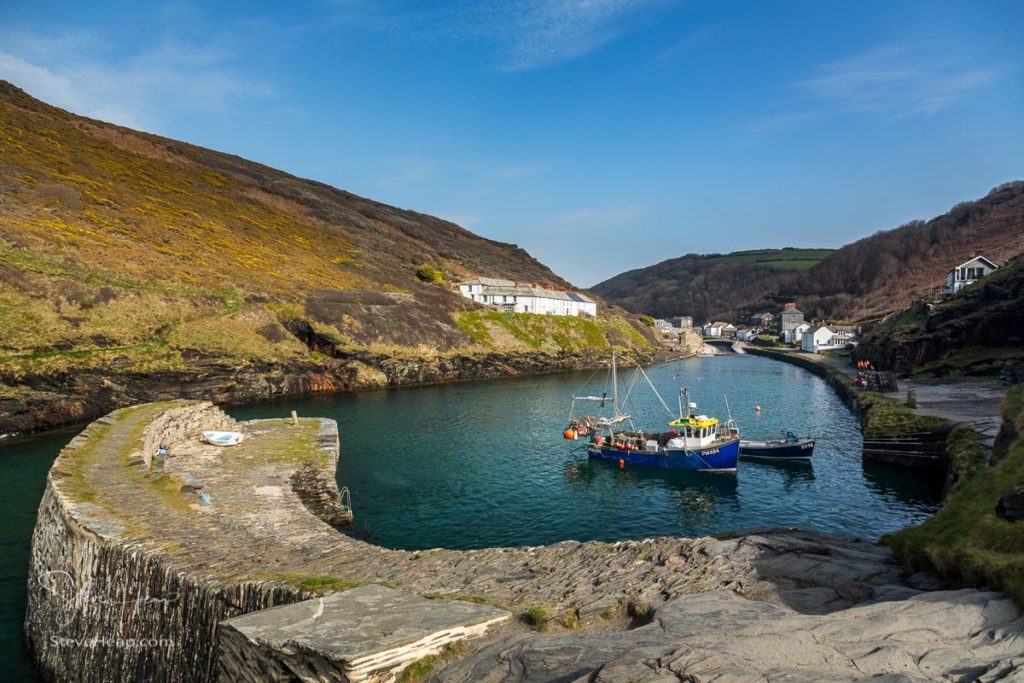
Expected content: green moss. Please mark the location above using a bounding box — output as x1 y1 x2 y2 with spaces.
454 310 493 347
858 392 949 436
599 606 618 620
261 573 368 595
883 386 1024 606
398 642 464 683
453 309 649 354
520 605 549 631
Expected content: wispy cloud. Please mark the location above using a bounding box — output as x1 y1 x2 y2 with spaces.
753 40 1002 131
488 0 672 72
0 27 270 132
657 24 717 62
800 41 999 117
401 0 676 72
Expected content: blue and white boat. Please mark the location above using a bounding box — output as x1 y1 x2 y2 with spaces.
740 430 814 460
202 431 244 447
565 354 740 472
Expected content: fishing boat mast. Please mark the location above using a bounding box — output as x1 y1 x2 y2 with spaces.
611 351 619 419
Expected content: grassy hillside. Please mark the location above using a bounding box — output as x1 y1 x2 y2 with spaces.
704 248 834 270
0 81 654 428
593 183 1024 323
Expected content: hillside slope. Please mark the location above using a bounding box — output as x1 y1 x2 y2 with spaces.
592 183 1024 322
854 255 1024 377
0 81 656 432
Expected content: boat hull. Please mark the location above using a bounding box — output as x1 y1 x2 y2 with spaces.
739 439 814 460
588 438 739 471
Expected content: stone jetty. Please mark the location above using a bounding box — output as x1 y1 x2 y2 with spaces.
26 401 1024 682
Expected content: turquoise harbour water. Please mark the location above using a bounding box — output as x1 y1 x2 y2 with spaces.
232 355 944 549
0 355 945 677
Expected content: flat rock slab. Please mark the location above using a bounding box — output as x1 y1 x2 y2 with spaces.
219 585 510 682
437 589 1024 682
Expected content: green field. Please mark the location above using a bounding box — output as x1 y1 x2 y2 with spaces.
707 248 835 270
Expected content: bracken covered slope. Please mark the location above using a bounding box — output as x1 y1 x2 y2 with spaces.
854 255 1024 377
592 183 1024 323
0 81 656 433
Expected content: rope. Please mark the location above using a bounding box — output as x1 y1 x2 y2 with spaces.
638 364 674 418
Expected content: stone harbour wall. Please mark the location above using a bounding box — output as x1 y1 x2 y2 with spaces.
24 404 308 682
141 401 234 468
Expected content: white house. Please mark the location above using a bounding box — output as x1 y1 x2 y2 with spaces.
784 322 810 344
457 278 597 316
944 256 998 294
654 319 675 335
801 325 834 353
735 328 758 342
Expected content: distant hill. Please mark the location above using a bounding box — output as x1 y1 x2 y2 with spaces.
589 248 834 322
0 81 655 432
591 183 1024 323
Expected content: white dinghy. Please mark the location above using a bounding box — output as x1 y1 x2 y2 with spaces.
202 431 244 447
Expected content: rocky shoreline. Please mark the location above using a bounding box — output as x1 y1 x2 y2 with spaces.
1 347 668 437
25 401 1024 682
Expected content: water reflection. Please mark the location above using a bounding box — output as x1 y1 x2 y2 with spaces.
740 458 815 485
863 460 945 508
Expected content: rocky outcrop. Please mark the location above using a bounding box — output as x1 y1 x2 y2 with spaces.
218 585 510 682
437 589 1024 682
997 485 1024 522
1 348 663 436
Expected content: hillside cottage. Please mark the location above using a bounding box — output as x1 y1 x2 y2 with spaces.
830 325 859 347
784 322 810 344
779 303 805 332
801 325 834 353
944 256 998 293
457 278 597 317
749 312 775 329
669 316 693 329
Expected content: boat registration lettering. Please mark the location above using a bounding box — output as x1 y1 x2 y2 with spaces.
703 448 719 455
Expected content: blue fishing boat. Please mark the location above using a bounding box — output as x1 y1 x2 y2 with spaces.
565 354 740 472
740 430 814 460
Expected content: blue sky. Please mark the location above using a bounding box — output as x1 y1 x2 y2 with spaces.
1 1 1022 287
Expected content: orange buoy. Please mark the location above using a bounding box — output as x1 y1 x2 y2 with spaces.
563 428 576 440
618 458 625 468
